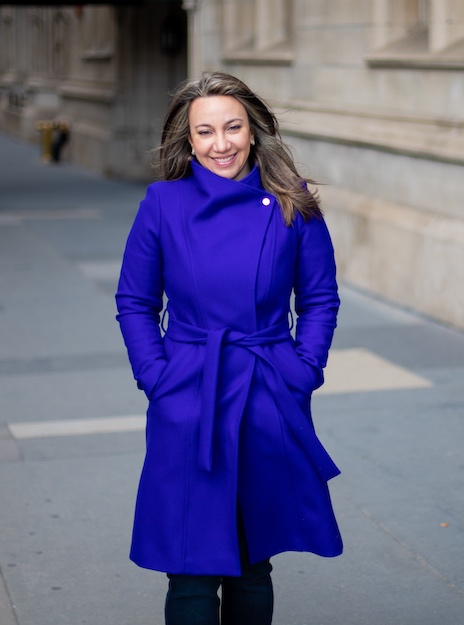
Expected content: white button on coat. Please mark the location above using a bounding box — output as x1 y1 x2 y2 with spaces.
262 197 271 206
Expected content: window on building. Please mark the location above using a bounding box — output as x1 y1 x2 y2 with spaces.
80 6 115 61
367 0 464 69
222 0 293 64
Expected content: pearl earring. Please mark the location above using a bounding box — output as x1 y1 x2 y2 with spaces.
191 148 196 156
251 138 255 146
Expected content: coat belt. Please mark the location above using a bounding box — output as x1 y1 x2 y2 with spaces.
167 318 289 471
166 318 340 481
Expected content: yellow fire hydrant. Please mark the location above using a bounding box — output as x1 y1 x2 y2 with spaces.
36 120 54 163
36 120 70 163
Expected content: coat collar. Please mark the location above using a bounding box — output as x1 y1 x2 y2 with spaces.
189 160 264 193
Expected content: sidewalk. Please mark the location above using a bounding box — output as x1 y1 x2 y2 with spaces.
0 132 463 625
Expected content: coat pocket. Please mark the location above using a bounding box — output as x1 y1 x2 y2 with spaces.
271 341 315 395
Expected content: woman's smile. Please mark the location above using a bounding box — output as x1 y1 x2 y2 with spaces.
213 154 236 163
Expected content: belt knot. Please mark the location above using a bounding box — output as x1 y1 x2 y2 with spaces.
166 319 290 470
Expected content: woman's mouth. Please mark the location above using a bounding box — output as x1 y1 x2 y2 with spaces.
212 154 236 165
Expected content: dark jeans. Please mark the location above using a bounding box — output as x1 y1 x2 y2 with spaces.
165 515 274 625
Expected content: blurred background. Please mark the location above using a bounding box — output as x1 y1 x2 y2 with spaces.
1 4 464 625
1 0 463 330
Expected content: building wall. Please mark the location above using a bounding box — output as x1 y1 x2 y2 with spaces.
192 0 464 329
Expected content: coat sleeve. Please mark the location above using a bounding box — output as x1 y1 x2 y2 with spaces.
293 215 340 392
115 184 167 399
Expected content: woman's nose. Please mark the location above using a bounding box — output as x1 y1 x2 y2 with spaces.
214 133 229 152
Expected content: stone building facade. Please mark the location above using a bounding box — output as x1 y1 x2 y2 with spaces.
1 1 463 329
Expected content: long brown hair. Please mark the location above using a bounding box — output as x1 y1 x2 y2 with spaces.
156 72 321 225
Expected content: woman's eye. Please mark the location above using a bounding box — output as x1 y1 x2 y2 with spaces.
198 130 211 136
228 125 241 132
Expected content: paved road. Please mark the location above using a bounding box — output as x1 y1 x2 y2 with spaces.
0 132 463 625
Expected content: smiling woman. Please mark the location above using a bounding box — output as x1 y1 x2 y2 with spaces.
116 71 342 625
188 95 254 181
157 72 321 225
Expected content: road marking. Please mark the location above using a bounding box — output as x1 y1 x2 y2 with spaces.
0 209 101 225
6 349 432 440
9 415 145 440
317 348 432 395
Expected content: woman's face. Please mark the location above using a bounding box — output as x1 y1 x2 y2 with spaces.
188 95 254 181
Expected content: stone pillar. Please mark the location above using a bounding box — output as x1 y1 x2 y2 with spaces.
371 0 421 49
182 0 202 78
429 0 464 52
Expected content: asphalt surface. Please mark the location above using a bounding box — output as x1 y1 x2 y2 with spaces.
0 132 463 625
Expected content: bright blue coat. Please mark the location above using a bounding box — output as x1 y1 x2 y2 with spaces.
116 162 343 575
